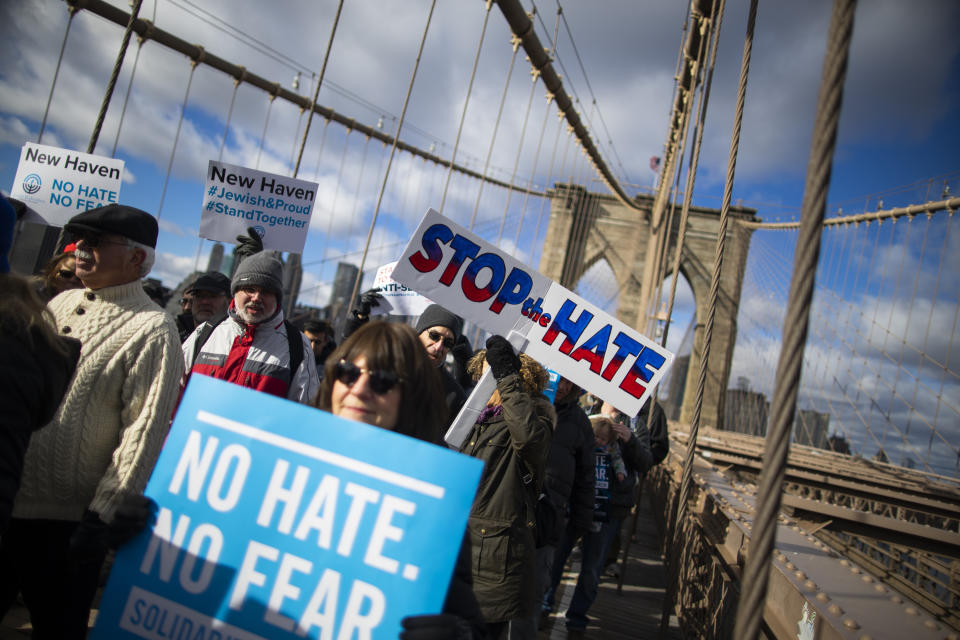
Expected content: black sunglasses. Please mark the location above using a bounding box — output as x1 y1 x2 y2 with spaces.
334 360 403 395
428 330 454 350
58 269 78 281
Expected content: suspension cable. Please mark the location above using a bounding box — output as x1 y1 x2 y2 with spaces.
254 89 277 170
659 1 731 632
110 32 146 157
513 93 554 251
496 67 541 244
157 54 201 220
440 1 492 213
529 111 565 259
469 35 521 230
733 1 857 637
348 0 438 314
38 7 76 143
292 0 343 178
87 0 142 153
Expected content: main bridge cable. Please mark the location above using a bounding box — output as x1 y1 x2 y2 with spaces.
733 1 857 637
66 0 541 198
493 0 639 211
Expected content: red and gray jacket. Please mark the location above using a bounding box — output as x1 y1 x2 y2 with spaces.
181 305 318 403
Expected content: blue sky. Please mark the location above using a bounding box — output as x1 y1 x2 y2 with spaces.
2 1 958 469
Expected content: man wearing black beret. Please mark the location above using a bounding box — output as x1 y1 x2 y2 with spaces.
0 204 184 638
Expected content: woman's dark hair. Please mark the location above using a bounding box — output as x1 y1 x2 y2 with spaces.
313 321 447 443
0 272 72 358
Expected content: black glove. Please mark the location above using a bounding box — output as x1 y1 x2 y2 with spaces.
400 614 473 640
353 289 383 319
69 509 108 561
234 227 264 261
485 335 521 380
106 494 155 548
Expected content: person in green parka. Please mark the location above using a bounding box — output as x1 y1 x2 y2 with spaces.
460 336 556 639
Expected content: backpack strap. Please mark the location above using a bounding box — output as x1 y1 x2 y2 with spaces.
191 319 222 365
193 317 304 383
284 319 304 382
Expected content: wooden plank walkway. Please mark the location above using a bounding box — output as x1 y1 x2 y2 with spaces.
2 494 680 639
540 491 682 639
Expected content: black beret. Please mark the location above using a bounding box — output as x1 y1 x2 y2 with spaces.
186 271 231 296
65 203 158 248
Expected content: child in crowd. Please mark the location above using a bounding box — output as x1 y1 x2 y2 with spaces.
590 415 627 482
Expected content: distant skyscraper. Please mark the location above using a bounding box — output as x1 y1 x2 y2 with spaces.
724 388 769 436
207 242 224 273
330 262 359 338
794 410 829 449
283 253 303 316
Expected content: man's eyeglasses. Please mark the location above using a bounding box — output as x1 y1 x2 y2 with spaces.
57 269 79 281
427 330 454 350
75 234 130 249
334 360 403 395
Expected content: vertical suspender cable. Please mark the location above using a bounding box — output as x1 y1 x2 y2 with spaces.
320 129 352 283
496 68 540 244
157 54 201 220
469 35 521 230
87 0 142 153
192 70 243 273
38 7 76 143
513 94 553 250
110 34 144 157
348 0 438 313
440 1 493 213
292 0 344 178
733 1 856 637
660 0 752 633
255 89 278 170
529 112 564 259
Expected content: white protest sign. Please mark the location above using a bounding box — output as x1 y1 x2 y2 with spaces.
200 160 317 253
9 142 124 226
390 209 674 418
369 262 434 317
92 375 483 640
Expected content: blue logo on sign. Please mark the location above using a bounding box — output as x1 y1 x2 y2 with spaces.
22 173 41 195
253 225 266 240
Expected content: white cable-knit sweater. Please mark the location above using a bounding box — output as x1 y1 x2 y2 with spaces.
13 280 184 523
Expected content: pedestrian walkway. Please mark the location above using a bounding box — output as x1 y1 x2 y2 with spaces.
1 493 679 639
539 489 682 639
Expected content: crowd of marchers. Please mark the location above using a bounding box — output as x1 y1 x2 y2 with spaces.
0 197 668 640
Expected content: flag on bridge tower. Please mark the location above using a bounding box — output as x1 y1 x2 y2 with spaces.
650 155 661 173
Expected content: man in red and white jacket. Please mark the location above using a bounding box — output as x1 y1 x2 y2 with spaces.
181 251 318 403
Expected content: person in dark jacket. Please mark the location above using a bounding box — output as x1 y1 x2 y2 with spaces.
535 377 594 628
303 319 337 380
313 321 486 639
345 295 469 425
544 412 652 633
460 338 555 639
0 273 81 536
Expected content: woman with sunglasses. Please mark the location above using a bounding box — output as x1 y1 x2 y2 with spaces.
33 244 82 302
313 321 487 639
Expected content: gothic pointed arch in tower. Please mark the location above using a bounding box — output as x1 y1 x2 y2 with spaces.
538 183 758 428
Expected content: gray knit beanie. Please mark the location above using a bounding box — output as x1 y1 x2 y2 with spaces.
231 252 284 304
415 304 463 339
